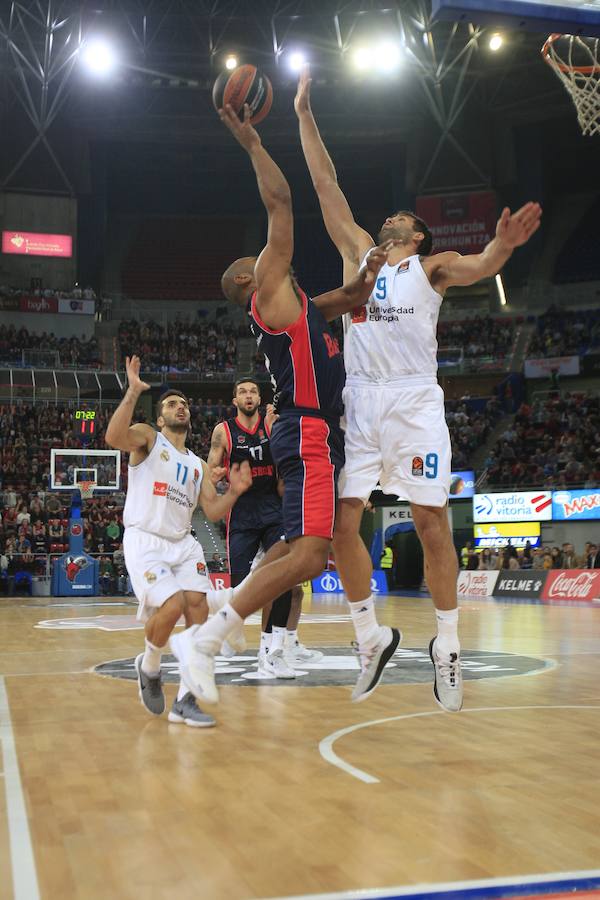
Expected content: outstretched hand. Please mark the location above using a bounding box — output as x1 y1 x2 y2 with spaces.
229 461 253 496
125 355 150 394
496 202 542 249
210 466 227 486
218 103 261 152
294 66 312 116
363 240 401 285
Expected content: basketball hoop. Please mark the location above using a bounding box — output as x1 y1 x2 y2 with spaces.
542 34 600 137
78 480 96 500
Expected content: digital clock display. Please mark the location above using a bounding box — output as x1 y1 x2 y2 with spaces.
74 409 96 437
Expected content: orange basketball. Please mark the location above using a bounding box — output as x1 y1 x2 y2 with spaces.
212 64 273 125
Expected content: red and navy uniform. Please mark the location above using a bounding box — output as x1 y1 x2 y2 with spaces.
222 414 284 581
248 286 345 541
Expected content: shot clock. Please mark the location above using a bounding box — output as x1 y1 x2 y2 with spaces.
73 408 97 442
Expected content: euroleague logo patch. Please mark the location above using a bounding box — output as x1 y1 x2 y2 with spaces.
412 456 424 476
196 561 206 574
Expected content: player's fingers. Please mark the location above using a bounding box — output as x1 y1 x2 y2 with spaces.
243 103 251 123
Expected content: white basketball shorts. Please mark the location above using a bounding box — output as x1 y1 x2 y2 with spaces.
123 526 212 622
338 376 451 508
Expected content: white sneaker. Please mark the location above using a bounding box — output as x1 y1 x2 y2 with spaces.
429 638 463 712
257 650 277 679
226 622 247 654
263 647 296 679
170 628 219 705
351 626 401 703
285 641 324 665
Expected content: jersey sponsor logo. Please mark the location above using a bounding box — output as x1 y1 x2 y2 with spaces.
160 450 170 462
323 333 341 358
251 464 274 478
153 481 168 497
412 456 424 476
366 304 415 323
351 305 367 324
94 647 548 688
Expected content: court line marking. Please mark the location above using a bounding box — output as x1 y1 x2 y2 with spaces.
261 868 600 900
319 705 600 784
0 676 41 900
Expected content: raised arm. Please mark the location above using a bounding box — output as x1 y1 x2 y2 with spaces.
219 104 300 330
207 422 228 484
313 241 396 321
428 202 542 293
295 67 373 273
105 355 156 462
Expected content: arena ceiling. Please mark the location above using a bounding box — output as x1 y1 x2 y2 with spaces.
0 1 586 197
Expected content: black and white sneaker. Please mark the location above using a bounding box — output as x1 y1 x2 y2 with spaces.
351 627 401 702
134 653 165 716
429 638 463 712
168 692 216 728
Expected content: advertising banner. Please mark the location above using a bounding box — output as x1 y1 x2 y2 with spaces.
524 356 580 378
474 491 552 523
474 522 541 549
493 571 547 598
541 569 600 603
312 570 387 594
19 295 58 314
58 298 95 316
457 570 499 598
415 191 496 255
2 230 73 257
0 295 20 311
552 489 600 521
209 573 231 590
450 470 475 500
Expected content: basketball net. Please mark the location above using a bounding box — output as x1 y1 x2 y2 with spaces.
78 480 96 500
542 34 600 137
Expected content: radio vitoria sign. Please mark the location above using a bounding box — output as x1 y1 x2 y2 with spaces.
474 491 552 523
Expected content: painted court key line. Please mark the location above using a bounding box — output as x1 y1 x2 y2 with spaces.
0 676 40 900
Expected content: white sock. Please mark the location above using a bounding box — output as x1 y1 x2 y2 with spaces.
194 603 242 652
142 638 164 677
260 632 272 655
286 628 298 647
176 681 188 701
270 626 286 653
348 596 380 649
206 587 233 615
435 607 460 658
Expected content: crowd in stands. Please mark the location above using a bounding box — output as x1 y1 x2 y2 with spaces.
437 316 515 360
485 392 600 488
0 324 102 368
446 397 501 470
526 305 600 359
117 316 244 375
0 282 97 302
461 541 600 572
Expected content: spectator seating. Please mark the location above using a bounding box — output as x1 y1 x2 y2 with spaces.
117 317 242 375
554 197 600 283
526 305 600 359
437 317 516 361
0 324 102 368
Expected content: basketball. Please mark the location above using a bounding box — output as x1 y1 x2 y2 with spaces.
212 64 273 125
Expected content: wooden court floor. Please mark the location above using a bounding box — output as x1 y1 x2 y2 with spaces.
1 591 599 900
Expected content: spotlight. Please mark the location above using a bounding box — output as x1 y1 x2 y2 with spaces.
225 55 238 70
352 46 374 71
489 33 504 52
288 51 307 72
82 38 117 76
376 41 402 72
495 273 507 306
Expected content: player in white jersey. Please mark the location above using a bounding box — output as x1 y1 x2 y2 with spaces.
295 68 542 711
105 355 251 727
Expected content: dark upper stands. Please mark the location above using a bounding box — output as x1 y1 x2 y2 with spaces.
554 197 600 283
526 305 600 358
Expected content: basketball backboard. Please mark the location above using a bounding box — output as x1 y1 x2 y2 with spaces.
50 449 121 492
431 1 600 37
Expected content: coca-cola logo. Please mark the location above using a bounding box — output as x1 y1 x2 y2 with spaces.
548 571 598 600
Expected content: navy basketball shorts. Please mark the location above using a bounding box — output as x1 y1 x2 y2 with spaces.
227 522 284 583
269 415 345 542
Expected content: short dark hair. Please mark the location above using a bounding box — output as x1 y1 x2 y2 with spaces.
233 377 260 396
155 389 188 422
396 209 433 256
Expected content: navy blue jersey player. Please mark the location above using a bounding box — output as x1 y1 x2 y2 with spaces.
170 100 398 708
